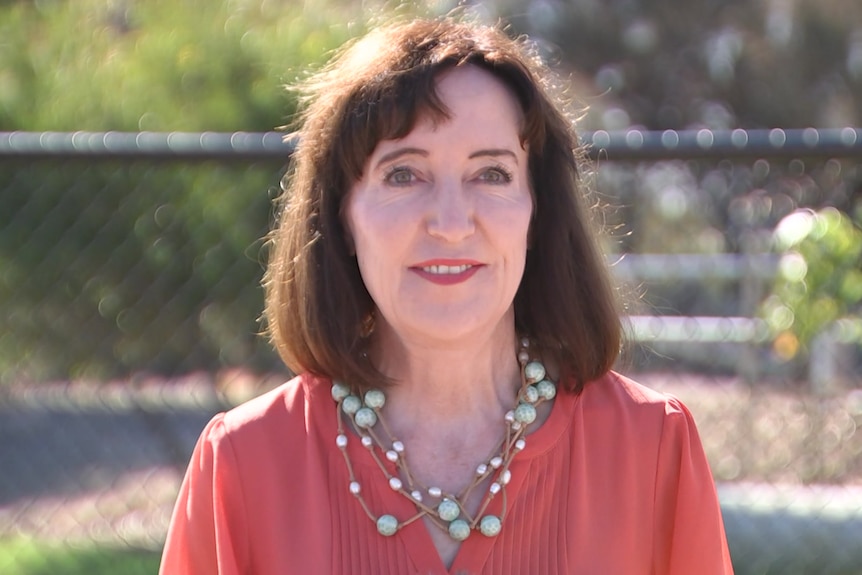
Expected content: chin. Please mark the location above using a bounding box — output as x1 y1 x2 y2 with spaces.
401 309 507 342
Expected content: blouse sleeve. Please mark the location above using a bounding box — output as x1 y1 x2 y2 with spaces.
160 414 248 575
653 397 734 574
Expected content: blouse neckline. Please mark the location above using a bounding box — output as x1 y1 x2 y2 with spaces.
309 374 580 574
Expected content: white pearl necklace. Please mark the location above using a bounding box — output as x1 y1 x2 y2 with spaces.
331 338 557 541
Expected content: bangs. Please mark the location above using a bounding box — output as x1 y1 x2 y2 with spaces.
336 60 545 186
336 65 453 184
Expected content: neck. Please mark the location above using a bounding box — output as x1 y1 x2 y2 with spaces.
370 315 522 433
329 321 558 547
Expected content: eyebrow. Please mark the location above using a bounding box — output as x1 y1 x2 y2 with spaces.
374 147 520 169
374 147 428 169
469 149 520 164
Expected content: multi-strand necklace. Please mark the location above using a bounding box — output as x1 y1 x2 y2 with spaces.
331 338 557 542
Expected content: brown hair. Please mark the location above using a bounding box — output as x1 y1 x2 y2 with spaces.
263 17 622 393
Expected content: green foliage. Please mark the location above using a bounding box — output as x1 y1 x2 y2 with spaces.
0 0 373 131
0 0 398 380
0 162 283 380
496 0 862 129
0 537 160 575
761 208 862 358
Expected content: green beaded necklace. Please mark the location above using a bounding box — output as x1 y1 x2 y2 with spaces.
331 338 557 542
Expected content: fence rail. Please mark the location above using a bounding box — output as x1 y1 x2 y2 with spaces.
2 128 862 162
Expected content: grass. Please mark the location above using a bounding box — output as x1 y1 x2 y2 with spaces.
2 373 860 575
0 537 161 575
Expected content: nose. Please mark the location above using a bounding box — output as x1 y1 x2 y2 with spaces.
426 179 475 242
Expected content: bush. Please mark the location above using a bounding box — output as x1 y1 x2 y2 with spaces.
0 1 384 381
761 207 862 361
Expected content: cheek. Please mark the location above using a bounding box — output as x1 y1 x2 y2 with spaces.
504 208 533 275
501 200 533 248
348 206 408 291
350 209 398 255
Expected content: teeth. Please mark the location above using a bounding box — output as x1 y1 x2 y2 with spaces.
422 264 472 274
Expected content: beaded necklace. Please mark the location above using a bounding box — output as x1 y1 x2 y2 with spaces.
331 338 557 542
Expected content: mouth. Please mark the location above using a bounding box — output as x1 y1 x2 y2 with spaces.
420 264 474 275
411 260 483 285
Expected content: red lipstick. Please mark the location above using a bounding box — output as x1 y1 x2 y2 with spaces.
411 259 482 286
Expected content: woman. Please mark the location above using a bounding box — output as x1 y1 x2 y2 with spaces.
160 17 733 574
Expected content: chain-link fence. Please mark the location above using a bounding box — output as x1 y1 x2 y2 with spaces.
1 130 861 574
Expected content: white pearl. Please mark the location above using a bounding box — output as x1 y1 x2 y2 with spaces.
490 456 503 469
489 482 501 495
518 350 530 364
361 436 373 448
504 410 515 423
511 421 522 431
428 487 442 498
336 434 348 448
392 441 405 452
500 470 512 485
515 438 526 451
386 450 399 462
476 463 488 475
411 490 423 502
389 477 403 490
349 481 361 495
520 337 530 348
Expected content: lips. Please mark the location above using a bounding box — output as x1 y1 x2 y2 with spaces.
411 259 483 285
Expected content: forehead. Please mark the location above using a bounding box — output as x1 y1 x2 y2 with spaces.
432 65 523 130
374 65 526 155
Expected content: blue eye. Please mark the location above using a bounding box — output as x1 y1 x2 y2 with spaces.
383 167 416 185
479 166 513 184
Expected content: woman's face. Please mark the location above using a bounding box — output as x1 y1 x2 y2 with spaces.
344 65 532 346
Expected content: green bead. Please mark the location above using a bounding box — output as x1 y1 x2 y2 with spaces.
524 361 545 383
342 395 361 415
364 389 386 409
437 499 460 521
376 514 398 536
536 379 556 400
523 385 539 403
331 381 351 402
448 519 471 541
514 402 537 424
354 407 378 428
479 515 502 537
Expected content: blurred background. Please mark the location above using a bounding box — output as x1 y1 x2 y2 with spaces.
1 0 861 573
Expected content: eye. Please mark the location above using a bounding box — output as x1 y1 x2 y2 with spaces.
477 165 513 184
383 166 417 186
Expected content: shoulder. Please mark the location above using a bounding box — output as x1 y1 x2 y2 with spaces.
576 371 697 443
581 371 687 413
221 373 310 426
200 372 333 453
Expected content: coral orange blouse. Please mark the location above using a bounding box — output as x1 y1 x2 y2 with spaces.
160 371 733 574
